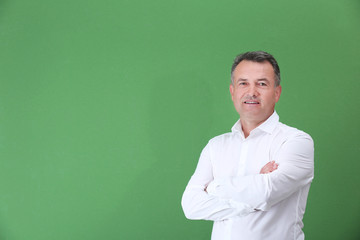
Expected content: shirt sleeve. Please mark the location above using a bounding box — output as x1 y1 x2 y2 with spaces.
181 142 256 221
207 132 314 211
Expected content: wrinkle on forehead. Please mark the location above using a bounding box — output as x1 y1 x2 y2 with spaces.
232 61 276 86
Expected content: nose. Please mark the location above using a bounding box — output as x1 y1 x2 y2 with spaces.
247 84 259 98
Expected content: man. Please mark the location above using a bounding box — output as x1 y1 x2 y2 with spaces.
181 51 314 240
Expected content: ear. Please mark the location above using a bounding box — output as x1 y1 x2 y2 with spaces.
275 85 282 102
229 84 235 100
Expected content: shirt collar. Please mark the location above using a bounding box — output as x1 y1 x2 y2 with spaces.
231 111 279 135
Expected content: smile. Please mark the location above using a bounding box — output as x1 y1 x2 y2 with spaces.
244 101 260 104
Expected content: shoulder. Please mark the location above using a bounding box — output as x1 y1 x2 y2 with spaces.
205 131 240 151
275 122 314 149
208 131 236 143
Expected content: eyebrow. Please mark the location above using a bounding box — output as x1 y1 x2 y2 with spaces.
236 78 270 82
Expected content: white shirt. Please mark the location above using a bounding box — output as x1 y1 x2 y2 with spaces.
181 112 314 240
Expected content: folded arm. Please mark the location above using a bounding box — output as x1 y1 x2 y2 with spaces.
181 143 256 221
207 133 314 211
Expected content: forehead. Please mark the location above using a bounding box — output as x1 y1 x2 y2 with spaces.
232 60 275 82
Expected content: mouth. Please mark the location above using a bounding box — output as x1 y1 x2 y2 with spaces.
243 101 260 104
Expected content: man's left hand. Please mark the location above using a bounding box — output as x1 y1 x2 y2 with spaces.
260 161 278 174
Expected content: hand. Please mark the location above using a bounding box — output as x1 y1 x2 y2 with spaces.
205 180 216 195
260 161 278 174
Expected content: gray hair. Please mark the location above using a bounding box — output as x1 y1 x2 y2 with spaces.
231 51 281 86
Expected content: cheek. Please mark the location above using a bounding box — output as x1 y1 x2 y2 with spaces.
234 94 243 102
233 90 244 99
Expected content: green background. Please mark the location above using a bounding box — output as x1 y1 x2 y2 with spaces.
0 0 359 239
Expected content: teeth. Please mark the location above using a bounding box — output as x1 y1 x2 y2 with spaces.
245 101 258 104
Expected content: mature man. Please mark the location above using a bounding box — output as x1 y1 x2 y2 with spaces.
181 51 314 240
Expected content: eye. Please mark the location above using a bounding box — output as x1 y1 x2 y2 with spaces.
258 82 267 86
238 82 247 86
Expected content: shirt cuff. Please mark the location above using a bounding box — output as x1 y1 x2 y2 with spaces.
229 199 256 216
207 178 232 198
206 179 220 196
208 179 255 217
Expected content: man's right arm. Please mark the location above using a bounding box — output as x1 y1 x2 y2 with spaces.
181 143 256 221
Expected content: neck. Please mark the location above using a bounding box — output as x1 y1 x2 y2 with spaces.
240 119 264 138
239 111 275 138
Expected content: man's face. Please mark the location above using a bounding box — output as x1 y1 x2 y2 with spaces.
230 60 282 125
